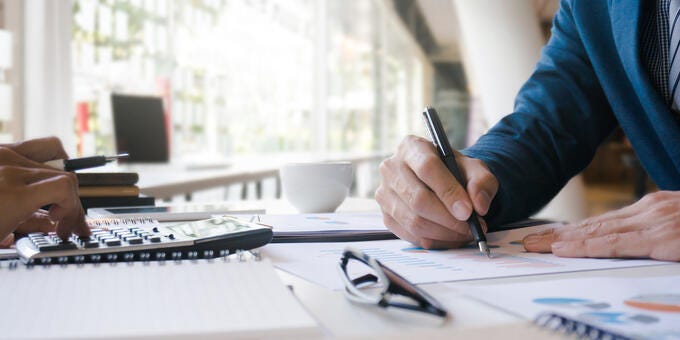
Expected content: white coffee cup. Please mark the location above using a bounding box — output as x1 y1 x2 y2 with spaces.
280 162 354 213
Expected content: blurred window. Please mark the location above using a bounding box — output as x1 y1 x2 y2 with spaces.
72 0 431 158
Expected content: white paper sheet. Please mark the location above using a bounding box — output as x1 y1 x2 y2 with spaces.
257 212 389 232
460 276 680 339
0 259 319 339
262 225 670 290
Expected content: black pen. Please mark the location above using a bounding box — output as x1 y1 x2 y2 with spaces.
422 106 491 258
45 153 129 172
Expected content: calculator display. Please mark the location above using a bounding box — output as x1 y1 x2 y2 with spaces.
166 217 253 239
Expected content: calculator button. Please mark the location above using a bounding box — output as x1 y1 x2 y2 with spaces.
105 239 122 247
127 237 143 245
148 236 162 243
84 240 100 248
121 234 136 241
38 242 78 251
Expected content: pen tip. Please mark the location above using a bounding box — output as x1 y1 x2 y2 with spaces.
478 241 492 259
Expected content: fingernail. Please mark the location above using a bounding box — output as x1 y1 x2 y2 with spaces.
552 242 566 250
523 235 538 245
452 201 472 220
476 191 491 215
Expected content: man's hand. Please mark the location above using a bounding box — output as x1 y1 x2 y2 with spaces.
523 191 680 261
375 135 499 249
0 145 89 244
4 136 69 163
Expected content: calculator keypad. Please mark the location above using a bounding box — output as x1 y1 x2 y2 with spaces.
27 226 168 252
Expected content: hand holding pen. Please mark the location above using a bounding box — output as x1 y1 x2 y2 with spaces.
422 107 490 257
45 153 129 171
375 108 499 252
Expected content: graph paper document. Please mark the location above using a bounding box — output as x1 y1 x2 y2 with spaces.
262 225 669 290
461 276 680 339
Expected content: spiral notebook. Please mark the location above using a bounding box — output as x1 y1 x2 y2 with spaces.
0 257 320 339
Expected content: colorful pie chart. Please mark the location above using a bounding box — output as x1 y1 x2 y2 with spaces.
624 294 680 313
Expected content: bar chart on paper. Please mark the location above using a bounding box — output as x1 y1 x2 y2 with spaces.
262 225 670 289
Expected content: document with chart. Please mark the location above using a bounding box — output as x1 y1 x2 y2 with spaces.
460 276 680 339
262 224 670 289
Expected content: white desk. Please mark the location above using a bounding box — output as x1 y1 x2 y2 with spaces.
265 198 680 338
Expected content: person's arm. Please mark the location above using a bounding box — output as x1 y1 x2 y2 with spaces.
463 0 618 228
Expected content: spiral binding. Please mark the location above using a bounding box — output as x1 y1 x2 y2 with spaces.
534 312 631 340
6 249 262 268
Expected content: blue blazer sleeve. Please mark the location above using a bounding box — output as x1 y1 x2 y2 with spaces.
462 0 618 228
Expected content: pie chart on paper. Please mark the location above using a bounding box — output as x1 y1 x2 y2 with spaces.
624 294 680 313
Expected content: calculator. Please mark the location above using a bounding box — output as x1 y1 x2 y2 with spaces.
15 216 273 264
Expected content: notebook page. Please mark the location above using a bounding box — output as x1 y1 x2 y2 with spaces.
0 260 319 339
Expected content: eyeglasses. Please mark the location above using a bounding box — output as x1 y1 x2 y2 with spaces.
337 247 448 318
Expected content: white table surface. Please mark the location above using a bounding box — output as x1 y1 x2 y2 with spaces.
261 198 680 338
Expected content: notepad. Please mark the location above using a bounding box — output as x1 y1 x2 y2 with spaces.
0 259 320 339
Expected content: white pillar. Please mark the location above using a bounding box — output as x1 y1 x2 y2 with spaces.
23 0 76 154
453 0 587 222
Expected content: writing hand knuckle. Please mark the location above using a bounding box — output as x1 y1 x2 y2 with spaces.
441 184 463 203
414 155 437 178
381 215 394 228
378 159 390 177
374 186 385 202
404 215 420 231
400 135 418 153
408 188 428 211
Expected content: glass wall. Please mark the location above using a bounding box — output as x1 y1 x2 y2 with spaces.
72 0 432 159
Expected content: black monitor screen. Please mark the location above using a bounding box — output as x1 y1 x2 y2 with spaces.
111 94 169 163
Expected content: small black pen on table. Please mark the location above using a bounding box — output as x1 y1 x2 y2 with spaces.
422 106 491 258
45 153 129 172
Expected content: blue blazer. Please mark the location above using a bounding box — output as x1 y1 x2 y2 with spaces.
463 0 680 227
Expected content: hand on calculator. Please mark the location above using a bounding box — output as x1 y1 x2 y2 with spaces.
0 137 90 245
